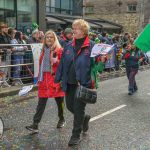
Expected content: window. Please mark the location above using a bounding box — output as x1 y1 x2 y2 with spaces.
0 0 37 30
61 0 72 14
85 6 94 14
0 0 16 28
127 4 137 12
17 0 37 31
46 0 72 15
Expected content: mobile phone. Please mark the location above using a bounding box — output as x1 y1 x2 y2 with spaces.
53 53 56 58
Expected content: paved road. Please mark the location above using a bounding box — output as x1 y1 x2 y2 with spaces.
0 69 150 150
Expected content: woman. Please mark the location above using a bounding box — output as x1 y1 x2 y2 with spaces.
8 28 27 85
39 31 45 43
124 43 144 95
26 30 65 133
15 31 27 44
55 19 102 146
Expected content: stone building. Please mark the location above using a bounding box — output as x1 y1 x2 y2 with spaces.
84 0 150 34
46 0 122 32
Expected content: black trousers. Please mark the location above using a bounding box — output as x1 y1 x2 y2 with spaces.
66 84 86 138
126 67 138 91
33 97 64 124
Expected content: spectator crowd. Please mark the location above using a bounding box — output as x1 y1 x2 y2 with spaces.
0 22 149 87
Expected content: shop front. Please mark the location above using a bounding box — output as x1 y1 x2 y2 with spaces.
0 0 38 34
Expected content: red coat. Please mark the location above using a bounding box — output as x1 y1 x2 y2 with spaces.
38 47 65 98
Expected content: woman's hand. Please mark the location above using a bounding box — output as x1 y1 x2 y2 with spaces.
23 46 28 51
51 57 58 64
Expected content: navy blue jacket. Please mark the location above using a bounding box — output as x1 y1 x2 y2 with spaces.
55 36 94 91
59 35 72 48
124 49 144 68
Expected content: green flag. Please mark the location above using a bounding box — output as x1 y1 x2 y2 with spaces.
134 24 150 53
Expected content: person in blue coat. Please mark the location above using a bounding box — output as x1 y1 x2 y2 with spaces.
55 19 102 147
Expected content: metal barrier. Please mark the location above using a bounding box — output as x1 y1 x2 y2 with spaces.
100 62 150 81
0 44 34 87
0 43 150 88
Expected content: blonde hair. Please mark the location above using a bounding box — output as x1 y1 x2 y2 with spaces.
42 30 61 50
72 19 90 35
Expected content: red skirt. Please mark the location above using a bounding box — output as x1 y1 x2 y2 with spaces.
38 72 65 98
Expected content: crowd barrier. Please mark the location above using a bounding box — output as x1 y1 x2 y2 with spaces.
0 44 33 87
0 44 150 88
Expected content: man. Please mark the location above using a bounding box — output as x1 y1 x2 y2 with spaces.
28 29 40 44
0 23 10 44
59 28 73 48
0 23 11 87
55 19 102 147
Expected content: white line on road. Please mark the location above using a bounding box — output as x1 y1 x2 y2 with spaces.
90 104 127 122
147 93 150 95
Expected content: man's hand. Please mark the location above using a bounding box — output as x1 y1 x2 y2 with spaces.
101 55 106 62
139 58 143 62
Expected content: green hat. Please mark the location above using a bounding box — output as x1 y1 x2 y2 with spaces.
108 34 113 38
95 38 100 44
32 22 39 30
89 32 94 36
64 28 73 34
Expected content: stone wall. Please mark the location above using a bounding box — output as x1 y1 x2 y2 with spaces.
143 0 150 27
85 0 145 34
87 13 140 34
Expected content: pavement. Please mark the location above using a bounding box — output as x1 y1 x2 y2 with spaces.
0 69 150 150
0 84 37 98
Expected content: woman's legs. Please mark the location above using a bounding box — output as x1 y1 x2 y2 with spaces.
33 97 48 124
26 97 48 132
55 97 65 120
72 97 86 138
55 97 65 128
12 55 22 78
65 84 76 114
66 84 87 146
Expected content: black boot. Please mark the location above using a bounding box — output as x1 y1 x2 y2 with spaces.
26 123 39 133
57 118 66 128
134 86 138 92
128 90 133 95
68 135 81 147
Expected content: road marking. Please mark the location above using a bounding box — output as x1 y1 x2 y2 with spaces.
90 104 127 122
147 93 150 95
